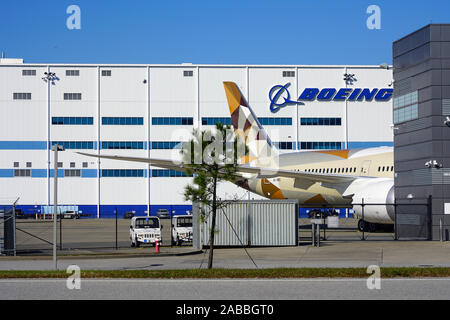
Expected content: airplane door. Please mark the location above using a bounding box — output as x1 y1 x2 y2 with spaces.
361 160 371 176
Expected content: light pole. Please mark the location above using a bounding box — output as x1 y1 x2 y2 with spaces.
52 144 65 269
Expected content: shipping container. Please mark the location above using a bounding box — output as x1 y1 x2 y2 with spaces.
192 200 298 248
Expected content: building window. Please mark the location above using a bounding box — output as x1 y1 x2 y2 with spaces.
65 169 81 177
282 71 295 77
183 70 193 77
393 91 418 124
13 162 19 168
101 141 144 149
202 117 232 126
102 117 144 125
101 169 145 177
13 92 32 100
57 162 63 168
300 118 342 126
52 117 94 125
66 70 80 76
151 141 182 149
299 142 342 150
82 162 88 168
22 70 36 76
63 93 82 100
70 162 76 168
51 141 95 149
14 169 31 177
152 117 193 125
258 118 292 126
274 142 293 150
26 162 32 168
102 70 112 77
151 169 191 177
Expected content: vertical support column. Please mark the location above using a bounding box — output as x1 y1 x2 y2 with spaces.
147 66 151 217
195 66 200 130
97 66 101 219
47 65 51 206
295 66 299 150
53 146 58 269
346 67 350 149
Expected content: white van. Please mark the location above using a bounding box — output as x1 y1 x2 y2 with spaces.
130 217 162 247
171 215 193 246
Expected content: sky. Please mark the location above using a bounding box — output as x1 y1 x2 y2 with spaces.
0 0 449 65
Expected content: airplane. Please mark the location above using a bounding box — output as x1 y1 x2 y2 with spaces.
78 81 395 232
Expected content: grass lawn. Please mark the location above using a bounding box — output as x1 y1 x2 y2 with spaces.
1 267 450 279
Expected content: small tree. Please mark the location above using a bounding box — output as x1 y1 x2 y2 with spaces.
182 123 246 269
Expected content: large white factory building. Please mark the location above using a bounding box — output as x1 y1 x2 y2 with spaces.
0 58 393 217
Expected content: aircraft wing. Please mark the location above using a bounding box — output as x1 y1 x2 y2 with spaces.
77 152 363 185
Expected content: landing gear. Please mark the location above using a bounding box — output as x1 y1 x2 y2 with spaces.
358 219 377 232
358 220 394 232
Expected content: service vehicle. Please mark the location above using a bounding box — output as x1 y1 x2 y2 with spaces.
129 216 162 247
171 215 193 246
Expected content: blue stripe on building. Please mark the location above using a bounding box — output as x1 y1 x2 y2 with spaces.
347 141 393 148
0 141 47 150
0 169 14 177
81 169 98 178
31 169 47 178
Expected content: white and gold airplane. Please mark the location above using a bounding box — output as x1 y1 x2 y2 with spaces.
79 82 395 232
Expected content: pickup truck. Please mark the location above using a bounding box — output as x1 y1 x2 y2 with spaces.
171 215 193 246
129 217 162 247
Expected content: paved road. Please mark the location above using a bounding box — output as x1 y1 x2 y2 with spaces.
2 241 450 270
1 278 450 300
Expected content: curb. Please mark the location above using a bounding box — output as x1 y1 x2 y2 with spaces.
0 250 203 261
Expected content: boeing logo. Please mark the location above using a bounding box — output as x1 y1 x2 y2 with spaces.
269 83 393 113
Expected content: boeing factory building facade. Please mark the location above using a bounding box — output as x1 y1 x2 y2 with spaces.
0 61 393 217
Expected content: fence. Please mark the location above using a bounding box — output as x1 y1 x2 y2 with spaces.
1 207 188 255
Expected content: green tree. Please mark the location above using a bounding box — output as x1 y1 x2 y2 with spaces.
182 122 247 269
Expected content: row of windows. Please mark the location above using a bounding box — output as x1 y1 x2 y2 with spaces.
58 162 89 168
202 117 232 125
64 93 82 100
299 142 343 150
258 117 292 126
151 141 182 149
102 117 144 125
51 141 95 149
393 91 418 124
13 92 32 100
300 118 341 126
52 117 94 125
22 70 36 76
102 141 145 149
101 169 145 177
273 142 294 150
201 117 293 126
14 162 32 168
66 70 80 76
14 169 31 177
282 71 295 77
378 166 394 172
393 104 418 124
21 69 112 77
151 169 191 177
152 117 193 125
64 169 81 177
393 91 418 110
303 167 358 174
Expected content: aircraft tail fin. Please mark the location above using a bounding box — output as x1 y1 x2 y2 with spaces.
223 81 278 166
